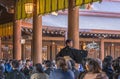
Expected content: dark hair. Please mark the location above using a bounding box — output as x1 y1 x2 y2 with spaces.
45 60 52 68
56 57 68 71
103 56 113 68
18 60 22 62
69 60 75 67
86 58 102 73
35 63 44 73
112 57 120 79
112 57 120 73
26 59 30 63
65 39 72 45
12 60 19 68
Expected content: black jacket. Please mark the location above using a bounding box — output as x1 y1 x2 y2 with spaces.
44 68 54 75
56 46 88 63
102 66 114 79
6 69 25 79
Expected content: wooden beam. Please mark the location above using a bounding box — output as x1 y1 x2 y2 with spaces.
21 21 32 28
2 37 65 44
42 37 64 41
80 38 100 42
104 39 120 43
2 38 120 45
80 38 120 43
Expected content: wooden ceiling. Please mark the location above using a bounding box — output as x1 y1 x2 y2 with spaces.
0 0 14 8
0 0 14 24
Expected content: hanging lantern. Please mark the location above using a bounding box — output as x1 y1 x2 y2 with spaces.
25 3 33 14
51 12 58 16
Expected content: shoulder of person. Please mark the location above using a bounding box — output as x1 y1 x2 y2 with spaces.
95 72 109 79
6 70 25 79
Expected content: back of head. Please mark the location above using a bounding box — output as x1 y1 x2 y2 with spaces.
56 57 68 71
85 58 102 73
12 60 19 69
103 56 113 68
112 57 120 73
35 63 44 73
45 60 52 68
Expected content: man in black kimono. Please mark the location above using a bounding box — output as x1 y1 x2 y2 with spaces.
56 39 88 63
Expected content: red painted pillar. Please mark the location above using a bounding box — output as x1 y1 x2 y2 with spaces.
32 0 42 64
68 0 79 49
51 43 57 60
13 0 22 60
100 39 104 60
13 20 22 60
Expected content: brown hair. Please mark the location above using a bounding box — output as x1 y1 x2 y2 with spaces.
56 57 68 71
86 58 102 73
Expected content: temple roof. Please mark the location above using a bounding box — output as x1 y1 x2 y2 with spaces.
41 14 120 30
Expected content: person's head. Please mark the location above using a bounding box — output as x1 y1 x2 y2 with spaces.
65 39 73 47
56 57 68 71
12 60 19 69
35 63 44 73
26 60 31 66
85 58 102 73
69 60 79 70
103 55 113 68
45 60 52 68
112 57 120 73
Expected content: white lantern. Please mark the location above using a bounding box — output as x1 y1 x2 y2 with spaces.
21 39 26 44
25 3 33 14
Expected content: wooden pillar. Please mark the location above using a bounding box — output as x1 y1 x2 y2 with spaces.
47 45 50 60
32 0 42 64
68 0 79 49
100 39 104 60
47 43 57 60
22 44 26 60
13 20 22 60
51 43 57 60
13 0 22 60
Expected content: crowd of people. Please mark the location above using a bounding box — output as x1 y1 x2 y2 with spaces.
0 39 119 79
0 56 119 79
